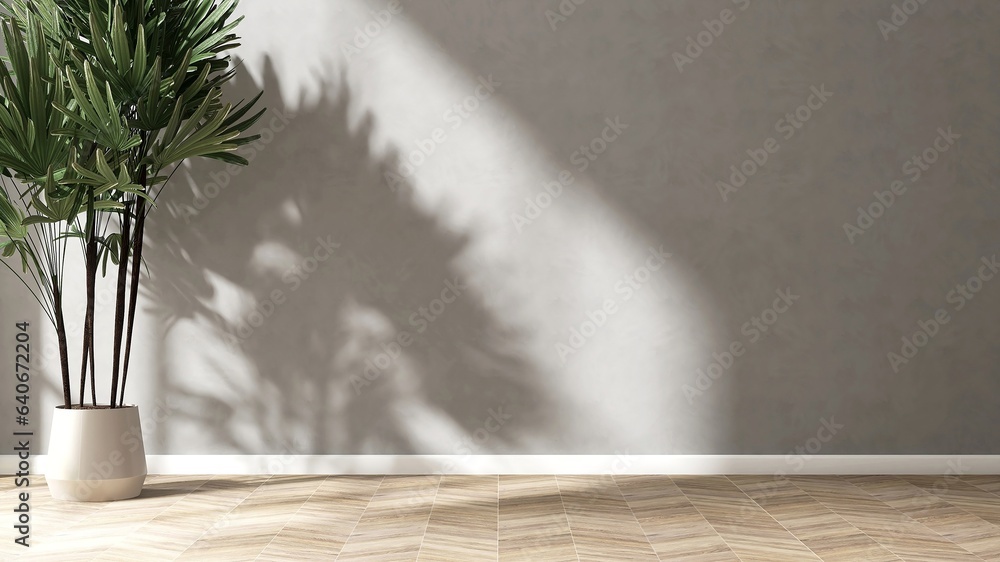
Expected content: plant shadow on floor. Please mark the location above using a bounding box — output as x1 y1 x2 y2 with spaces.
137 476 330 499
142 58 553 457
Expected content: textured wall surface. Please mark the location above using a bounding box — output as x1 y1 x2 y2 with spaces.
4 0 999 456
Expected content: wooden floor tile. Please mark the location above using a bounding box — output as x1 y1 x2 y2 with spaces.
615 475 738 561
790 476 983 561
961 475 1000 495
673 475 822 561
336 475 440 561
3 474 999 560
556 475 658 561
177 475 326 560
418 475 498 561
499 475 578 561
257 475 382 560
731 475 900 561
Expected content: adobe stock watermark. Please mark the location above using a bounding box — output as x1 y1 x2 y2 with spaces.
683 288 799 403
349 278 467 394
222 236 341 347
887 253 998 373
871 458 969 543
544 0 588 31
62 396 179 501
554 246 670 363
452 406 513 457
175 109 293 223
512 116 628 233
924 459 971 494
341 0 406 60
716 85 832 202
36 282 122 372
842 126 959 244
201 440 304 538
517 452 633 551
673 0 752 73
19 397 179 504
384 76 501 193
740 416 844 516
396 404 512 517
878 0 930 41
609 450 634 475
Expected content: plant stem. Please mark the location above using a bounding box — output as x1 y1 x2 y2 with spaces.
110 201 132 408
79 190 97 407
89 336 96 407
120 171 147 407
52 278 71 408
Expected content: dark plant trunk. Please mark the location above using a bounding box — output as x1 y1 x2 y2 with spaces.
79 192 97 407
89 337 96 406
110 202 132 408
90 332 97 406
78 312 90 406
120 171 147 407
52 279 72 408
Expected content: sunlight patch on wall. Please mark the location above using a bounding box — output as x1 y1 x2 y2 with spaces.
182 0 726 453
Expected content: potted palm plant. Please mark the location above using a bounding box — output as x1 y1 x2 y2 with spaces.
0 0 262 501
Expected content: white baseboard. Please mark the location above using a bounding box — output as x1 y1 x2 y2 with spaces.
2 455 998 475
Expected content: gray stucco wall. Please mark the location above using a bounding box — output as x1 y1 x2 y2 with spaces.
3 0 999 456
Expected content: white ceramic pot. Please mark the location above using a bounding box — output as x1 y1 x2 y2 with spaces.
45 405 147 502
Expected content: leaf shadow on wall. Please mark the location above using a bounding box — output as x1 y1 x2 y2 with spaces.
142 58 554 456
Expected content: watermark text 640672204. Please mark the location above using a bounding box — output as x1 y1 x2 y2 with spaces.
12 321 32 548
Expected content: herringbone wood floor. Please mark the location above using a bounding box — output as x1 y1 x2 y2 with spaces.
2 474 1000 560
